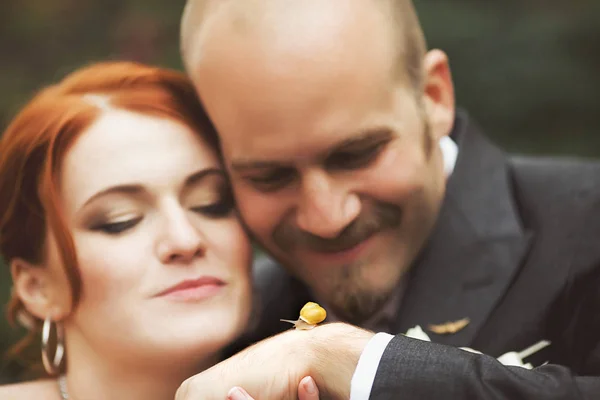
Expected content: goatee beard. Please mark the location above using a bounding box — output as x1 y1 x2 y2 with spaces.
328 285 392 325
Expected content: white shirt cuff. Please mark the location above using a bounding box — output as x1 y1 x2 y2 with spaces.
350 332 394 400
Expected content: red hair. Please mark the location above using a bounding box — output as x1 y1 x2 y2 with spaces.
0 61 217 376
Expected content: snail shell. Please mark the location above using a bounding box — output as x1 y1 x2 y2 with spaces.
280 301 327 330
299 302 327 324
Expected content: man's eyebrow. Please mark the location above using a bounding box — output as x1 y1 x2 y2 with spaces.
230 127 394 171
327 128 394 154
230 160 288 171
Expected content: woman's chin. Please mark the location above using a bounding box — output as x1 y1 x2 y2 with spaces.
75 298 252 366
139 320 247 361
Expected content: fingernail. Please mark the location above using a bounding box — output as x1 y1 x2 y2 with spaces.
302 377 317 395
227 387 248 400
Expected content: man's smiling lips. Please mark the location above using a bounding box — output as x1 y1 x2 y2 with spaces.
300 232 378 265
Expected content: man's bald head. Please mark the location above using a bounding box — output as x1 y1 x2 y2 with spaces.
180 0 427 92
180 0 456 322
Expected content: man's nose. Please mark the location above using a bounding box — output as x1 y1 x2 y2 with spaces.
295 171 361 239
156 207 206 265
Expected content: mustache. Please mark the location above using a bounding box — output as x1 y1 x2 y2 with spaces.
272 200 402 253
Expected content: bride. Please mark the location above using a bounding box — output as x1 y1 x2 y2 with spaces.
0 61 318 400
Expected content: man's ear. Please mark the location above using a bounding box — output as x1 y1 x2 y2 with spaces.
422 49 455 141
11 258 66 321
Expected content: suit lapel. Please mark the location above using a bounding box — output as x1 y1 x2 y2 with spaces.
394 112 533 347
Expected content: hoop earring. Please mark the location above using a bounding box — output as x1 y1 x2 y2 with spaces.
41 316 65 376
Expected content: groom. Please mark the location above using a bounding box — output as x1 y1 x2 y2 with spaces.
177 0 600 398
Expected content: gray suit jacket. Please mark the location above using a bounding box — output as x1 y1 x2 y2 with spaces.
228 110 600 399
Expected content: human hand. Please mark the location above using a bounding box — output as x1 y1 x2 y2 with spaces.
175 323 374 400
227 376 320 400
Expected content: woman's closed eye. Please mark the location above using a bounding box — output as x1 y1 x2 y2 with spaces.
191 196 234 218
90 217 142 235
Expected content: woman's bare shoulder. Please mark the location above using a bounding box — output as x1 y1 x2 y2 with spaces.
0 379 58 399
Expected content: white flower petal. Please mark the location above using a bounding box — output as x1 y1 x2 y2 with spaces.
405 325 431 342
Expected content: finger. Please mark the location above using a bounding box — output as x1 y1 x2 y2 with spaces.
175 378 191 400
228 387 254 400
298 376 320 400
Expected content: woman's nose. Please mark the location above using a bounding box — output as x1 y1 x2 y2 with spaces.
156 208 206 265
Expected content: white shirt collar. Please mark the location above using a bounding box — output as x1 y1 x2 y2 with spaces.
440 135 458 177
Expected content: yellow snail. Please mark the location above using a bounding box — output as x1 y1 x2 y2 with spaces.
280 301 327 330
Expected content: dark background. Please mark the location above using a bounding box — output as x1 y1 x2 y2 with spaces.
1 0 599 381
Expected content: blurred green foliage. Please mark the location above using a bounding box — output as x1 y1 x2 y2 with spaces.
1 0 599 382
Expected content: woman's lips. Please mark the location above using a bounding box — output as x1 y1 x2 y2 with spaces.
155 276 226 302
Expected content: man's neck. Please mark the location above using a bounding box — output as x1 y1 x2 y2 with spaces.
313 280 406 333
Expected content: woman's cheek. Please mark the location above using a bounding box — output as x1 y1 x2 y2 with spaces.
75 242 143 305
208 218 253 271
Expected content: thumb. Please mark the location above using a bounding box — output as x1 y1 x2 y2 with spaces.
298 376 320 400
228 387 255 400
